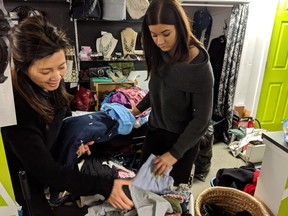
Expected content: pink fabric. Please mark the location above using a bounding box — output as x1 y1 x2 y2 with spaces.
116 86 147 109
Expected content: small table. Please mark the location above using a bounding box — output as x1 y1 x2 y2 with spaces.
254 131 288 215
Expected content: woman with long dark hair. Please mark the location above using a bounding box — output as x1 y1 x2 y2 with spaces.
131 0 214 185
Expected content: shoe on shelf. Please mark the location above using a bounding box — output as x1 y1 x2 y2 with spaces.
112 68 127 82
105 68 120 82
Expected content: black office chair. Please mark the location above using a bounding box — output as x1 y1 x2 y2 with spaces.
18 171 33 216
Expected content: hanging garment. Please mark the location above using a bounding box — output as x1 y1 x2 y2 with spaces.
192 8 213 48
208 35 226 110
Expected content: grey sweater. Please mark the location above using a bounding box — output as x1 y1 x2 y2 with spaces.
136 47 214 160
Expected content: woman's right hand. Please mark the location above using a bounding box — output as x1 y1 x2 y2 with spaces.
107 179 134 210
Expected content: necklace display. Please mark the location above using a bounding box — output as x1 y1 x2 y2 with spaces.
123 37 135 53
99 37 113 57
96 32 118 60
121 28 137 56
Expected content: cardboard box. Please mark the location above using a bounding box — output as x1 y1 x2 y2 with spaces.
234 105 245 118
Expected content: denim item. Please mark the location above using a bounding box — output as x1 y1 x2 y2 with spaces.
57 111 119 169
101 103 136 135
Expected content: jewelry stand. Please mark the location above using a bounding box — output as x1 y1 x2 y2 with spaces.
121 28 137 56
96 32 118 60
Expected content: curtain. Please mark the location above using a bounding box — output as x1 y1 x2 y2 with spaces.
214 3 249 142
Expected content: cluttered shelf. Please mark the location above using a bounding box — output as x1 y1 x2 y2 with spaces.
79 60 146 71
76 18 143 23
90 80 135 111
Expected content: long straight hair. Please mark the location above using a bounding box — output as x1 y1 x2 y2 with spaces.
9 15 72 124
142 0 202 77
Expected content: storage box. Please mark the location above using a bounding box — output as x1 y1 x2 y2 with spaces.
239 143 266 163
102 0 126 20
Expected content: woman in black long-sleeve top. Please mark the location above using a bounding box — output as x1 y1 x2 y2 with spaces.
1 15 133 216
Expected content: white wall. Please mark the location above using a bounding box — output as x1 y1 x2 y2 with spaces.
233 0 279 116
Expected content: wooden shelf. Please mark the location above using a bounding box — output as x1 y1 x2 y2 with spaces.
90 80 135 111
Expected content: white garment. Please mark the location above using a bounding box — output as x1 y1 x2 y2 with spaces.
126 0 149 20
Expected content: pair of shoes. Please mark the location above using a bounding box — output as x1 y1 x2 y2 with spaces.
105 67 127 82
111 68 127 82
105 68 121 82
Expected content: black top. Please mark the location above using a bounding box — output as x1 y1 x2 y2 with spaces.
137 47 214 160
1 89 114 215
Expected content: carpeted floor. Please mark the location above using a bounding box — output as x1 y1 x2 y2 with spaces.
191 142 246 199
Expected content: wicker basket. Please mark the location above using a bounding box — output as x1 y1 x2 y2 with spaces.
195 186 271 216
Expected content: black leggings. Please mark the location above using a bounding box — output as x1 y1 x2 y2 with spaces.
138 128 200 186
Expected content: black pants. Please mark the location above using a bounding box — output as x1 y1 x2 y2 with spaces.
138 128 200 186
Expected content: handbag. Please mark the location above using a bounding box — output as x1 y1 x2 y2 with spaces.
70 86 96 111
69 0 102 20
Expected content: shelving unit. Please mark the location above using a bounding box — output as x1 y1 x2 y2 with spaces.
90 80 135 111
73 17 145 70
73 17 147 104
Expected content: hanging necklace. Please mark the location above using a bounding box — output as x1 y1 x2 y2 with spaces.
99 36 113 57
123 37 135 53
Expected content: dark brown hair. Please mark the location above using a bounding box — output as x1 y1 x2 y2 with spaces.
142 0 202 77
9 15 72 124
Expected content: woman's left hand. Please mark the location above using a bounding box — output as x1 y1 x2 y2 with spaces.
152 152 177 176
76 140 94 158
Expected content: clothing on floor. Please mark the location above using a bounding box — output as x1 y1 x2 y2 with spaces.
243 170 260 196
214 166 257 191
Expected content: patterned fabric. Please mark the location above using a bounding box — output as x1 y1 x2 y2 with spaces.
214 4 249 141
